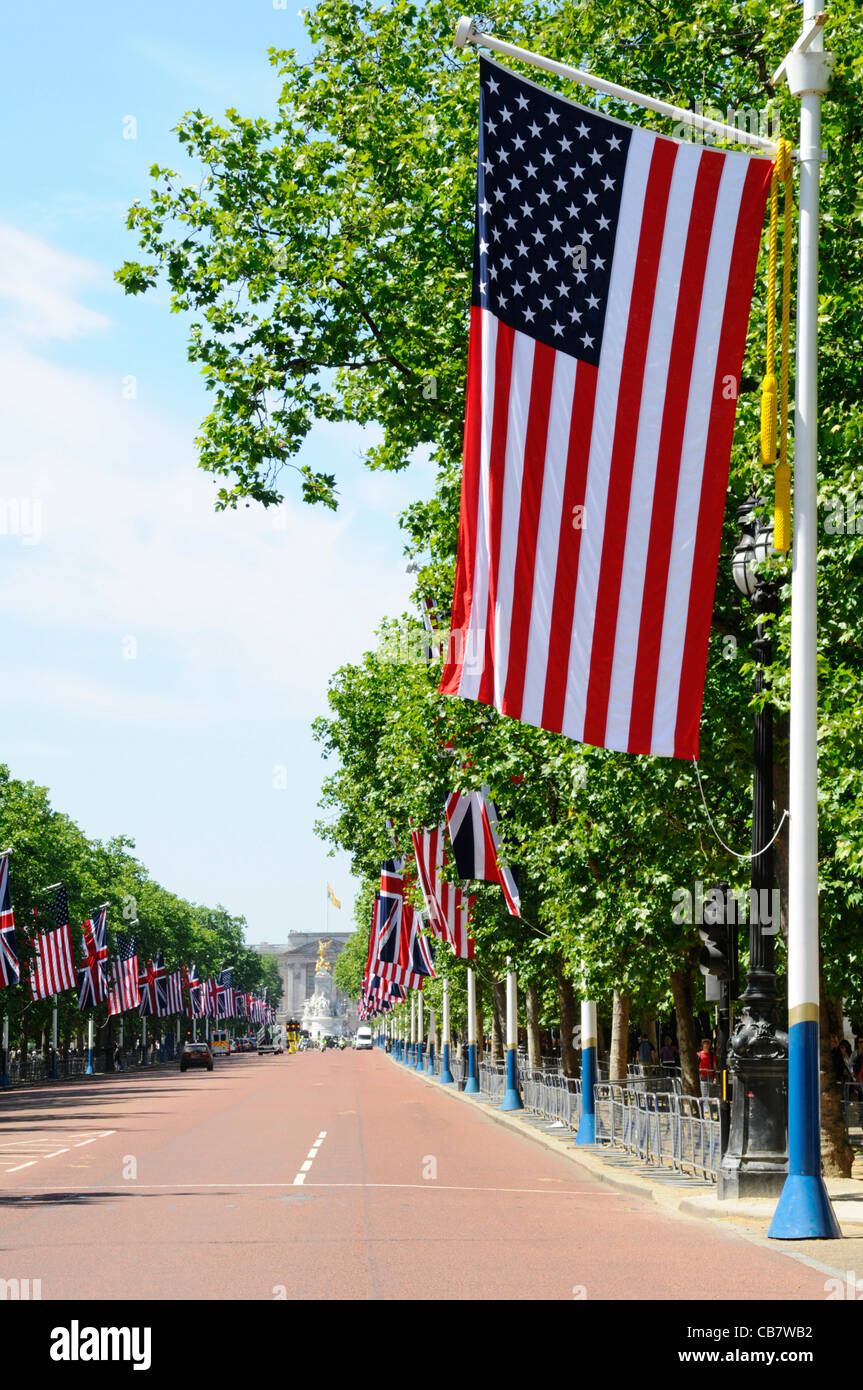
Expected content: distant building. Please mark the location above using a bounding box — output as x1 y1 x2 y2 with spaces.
253 933 358 1030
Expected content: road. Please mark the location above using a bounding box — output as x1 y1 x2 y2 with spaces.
0 1049 844 1300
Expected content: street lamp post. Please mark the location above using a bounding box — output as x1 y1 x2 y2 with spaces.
718 501 789 1199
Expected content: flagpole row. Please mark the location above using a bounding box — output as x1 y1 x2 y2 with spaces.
502 961 523 1111
454 18 779 153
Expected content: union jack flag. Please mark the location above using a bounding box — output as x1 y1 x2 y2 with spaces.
107 933 139 1015
202 976 217 1018
138 955 168 1016
77 905 108 1009
29 885 77 1001
411 828 475 960
0 853 19 988
445 788 521 916
185 962 204 1018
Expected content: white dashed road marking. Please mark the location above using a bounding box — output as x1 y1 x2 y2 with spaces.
293 1131 327 1185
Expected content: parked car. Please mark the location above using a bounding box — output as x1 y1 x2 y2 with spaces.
180 1042 213 1073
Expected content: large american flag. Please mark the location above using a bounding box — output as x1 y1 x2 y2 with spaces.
29 885 77 1001
445 787 521 916
107 933 139 1015
216 968 235 1018
0 853 19 988
411 828 475 960
440 58 773 759
77 905 108 1009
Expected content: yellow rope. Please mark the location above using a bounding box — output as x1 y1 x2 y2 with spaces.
761 139 793 552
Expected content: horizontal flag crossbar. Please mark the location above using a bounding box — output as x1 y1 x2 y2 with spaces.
454 18 780 155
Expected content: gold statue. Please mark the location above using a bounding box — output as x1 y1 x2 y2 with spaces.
316 940 332 973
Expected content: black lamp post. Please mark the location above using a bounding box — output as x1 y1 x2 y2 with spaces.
718 500 789 1199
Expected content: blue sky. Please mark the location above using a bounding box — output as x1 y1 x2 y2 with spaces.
0 1 436 943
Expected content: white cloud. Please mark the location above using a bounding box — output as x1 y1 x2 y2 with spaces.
0 223 111 341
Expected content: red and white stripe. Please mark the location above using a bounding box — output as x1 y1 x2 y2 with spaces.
411 828 475 960
107 955 140 1014
28 923 76 1000
441 133 773 759
165 970 183 1014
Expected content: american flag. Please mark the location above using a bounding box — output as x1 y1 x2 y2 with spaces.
0 853 19 988
77 905 108 1009
412 827 475 959
216 968 235 1018
138 955 168 1017
29 885 77 1000
107 933 139 1015
445 788 521 916
440 58 773 759
165 969 183 1014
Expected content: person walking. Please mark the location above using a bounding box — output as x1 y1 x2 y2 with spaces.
698 1038 716 1098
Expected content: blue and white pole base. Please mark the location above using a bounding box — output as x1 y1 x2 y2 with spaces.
1 1016 8 1087
769 1013 841 1239
501 1045 523 1111
464 970 480 1093
416 1041 424 1072
426 1040 435 1076
86 1017 94 1076
576 1000 597 1145
440 979 454 1084
501 967 523 1110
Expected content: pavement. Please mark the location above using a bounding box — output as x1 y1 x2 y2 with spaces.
0 1047 857 1300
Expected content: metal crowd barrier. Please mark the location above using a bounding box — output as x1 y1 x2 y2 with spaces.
594 1083 721 1180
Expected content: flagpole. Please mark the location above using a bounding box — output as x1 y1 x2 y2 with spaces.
464 967 480 1094
86 1015 94 1075
51 997 58 1079
454 17 778 153
1 1015 8 1087
769 4 839 1241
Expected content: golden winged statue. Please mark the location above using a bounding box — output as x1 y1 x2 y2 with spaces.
316 939 332 973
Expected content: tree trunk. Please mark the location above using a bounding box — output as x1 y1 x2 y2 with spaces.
525 981 541 1068
669 957 700 1096
491 981 505 1061
556 958 578 1078
610 989 631 1082
820 987 854 1177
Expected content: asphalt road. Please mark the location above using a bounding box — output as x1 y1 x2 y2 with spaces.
0 1049 843 1300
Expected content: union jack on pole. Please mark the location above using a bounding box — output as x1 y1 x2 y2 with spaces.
411 828 475 959
29 885 77 1001
445 788 521 916
184 962 203 1018
440 58 773 759
77 905 108 1010
138 955 168 1017
0 852 19 988
107 934 139 1015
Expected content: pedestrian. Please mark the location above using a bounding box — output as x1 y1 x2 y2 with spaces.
637 1033 656 1074
659 1035 679 1070
698 1037 716 1097
854 1037 863 1083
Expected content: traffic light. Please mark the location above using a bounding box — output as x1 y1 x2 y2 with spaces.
698 882 738 1002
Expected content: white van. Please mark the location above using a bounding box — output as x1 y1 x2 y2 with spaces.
355 1027 373 1050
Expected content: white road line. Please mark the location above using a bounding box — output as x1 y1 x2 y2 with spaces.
7 1162 37 1172
42 1149 70 1158
292 1130 329 1185
0 1129 116 1178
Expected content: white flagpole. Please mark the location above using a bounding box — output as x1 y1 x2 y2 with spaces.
454 17 778 153
769 3 838 1240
